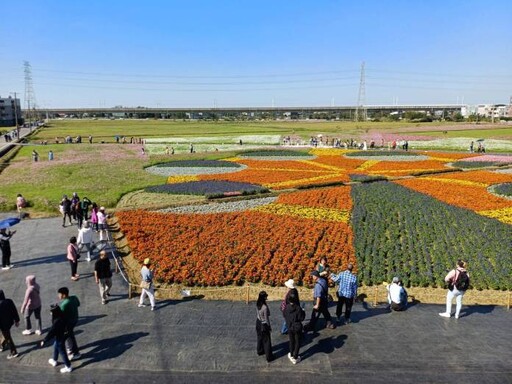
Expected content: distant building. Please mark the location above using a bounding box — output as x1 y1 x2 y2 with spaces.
0 96 23 127
476 104 508 119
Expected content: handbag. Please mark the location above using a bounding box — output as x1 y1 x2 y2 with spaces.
140 280 151 289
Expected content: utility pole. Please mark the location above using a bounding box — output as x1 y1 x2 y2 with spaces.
24 61 37 131
355 61 367 122
13 92 19 138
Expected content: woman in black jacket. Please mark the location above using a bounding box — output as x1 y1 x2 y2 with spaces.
40 305 72 373
256 291 274 362
284 288 305 364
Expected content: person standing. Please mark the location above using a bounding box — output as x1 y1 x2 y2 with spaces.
58 287 81 361
256 291 274 362
80 197 92 221
60 195 72 227
284 289 305 364
32 150 39 162
139 258 155 310
0 290 20 359
16 194 26 219
48 150 54 161
439 260 470 319
70 193 80 223
20 275 42 335
40 305 72 373
304 270 336 332
280 279 295 334
330 263 358 324
1 228 16 270
94 250 113 305
77 221 94 262
67 237 80 281
97 206 108 242
90 203 99 232
387 277 408 311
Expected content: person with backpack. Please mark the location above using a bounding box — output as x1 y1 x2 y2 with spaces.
283 288 305 364
303 270 336 332
439 260 470 319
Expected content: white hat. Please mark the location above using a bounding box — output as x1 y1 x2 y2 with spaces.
284 279 295 289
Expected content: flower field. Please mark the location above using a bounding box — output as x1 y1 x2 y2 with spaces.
117 148 512 291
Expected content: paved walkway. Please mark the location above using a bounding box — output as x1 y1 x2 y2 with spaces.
0 216 510 383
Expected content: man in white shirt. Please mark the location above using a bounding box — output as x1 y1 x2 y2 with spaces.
387 277 408 311
77 221 94 262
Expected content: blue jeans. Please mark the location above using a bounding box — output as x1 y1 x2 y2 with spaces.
53 340 71 367
281 320 288 334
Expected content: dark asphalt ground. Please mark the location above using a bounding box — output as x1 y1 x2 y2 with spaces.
0 216 510 384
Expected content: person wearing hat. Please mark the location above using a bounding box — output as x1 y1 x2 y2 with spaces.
97 206 108 242
139 258 155 311
280 279 295 334
77 221 94 262
256 291 274 362
387 277 408 311
304 270 336 332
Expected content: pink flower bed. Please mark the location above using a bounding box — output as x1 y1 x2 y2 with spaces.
463 155 512 163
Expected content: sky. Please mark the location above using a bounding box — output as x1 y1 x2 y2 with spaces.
1 0 511 108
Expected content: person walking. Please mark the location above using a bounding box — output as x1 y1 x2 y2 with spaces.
70 193 80 224
0 290 20 359
280 279 295 334
439 260 470 319
284 289 305 364
20 275 43 336
77 221 94 262
304 270 336 332
60 195 72 227
256 291 274 362
97 206 108 242
67 237 80 281
94 250 113 305
90 203 99 232
40 305 72 373
1 228 16 270
330 263 358 324
139 258 155 310
387 277 408 311
58 287 81 361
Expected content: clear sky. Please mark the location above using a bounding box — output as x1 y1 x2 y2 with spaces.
1 0 511 108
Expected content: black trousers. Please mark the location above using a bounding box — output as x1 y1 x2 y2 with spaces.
305 299 332 331
69 260 78 277
336 295 354 320
62 212 72 226
288 330 301 359
256 319 273 362
1 247 11 267
65 319 80 355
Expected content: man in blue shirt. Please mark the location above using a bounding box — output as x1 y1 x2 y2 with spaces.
330 263 358 324
304 271 336 332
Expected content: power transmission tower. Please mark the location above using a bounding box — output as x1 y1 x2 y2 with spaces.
355 61 367 122
24 61 37 127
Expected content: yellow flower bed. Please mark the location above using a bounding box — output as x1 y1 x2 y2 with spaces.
299 160 345 172
251 167 332 174
478 207 512 225
428 157 459 162
422 177 488 188
369 168 441 175
222 157 242 162
266 173 342 189
356 160 380 171
309 148 352 156
252 203 350 223
167 175 199 184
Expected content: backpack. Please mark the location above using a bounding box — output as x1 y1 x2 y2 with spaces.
455 271 470 291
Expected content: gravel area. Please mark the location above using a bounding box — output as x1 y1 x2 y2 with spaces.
158 196 277 214
145 164 247 176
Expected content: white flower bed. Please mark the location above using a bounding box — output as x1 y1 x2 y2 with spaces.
145 143 267 155
408 138 512 152
145 164 247 177
158 196 277 214
144 135 281 145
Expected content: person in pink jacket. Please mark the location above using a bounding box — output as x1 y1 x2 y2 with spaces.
67 237 80 281
20 275 42 335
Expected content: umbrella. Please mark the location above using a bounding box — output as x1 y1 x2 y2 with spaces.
476 139 485 142
0 217 20 230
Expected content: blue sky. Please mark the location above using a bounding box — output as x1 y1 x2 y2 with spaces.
1 0 511 108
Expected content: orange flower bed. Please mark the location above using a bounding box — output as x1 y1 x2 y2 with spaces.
311 156 365 170
367 160 448 174
395 179 512 211
425 152 479 161
116 210 356 287
277 186 352 210
233 159 327 171
429 170 512 186
199 169 331 187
